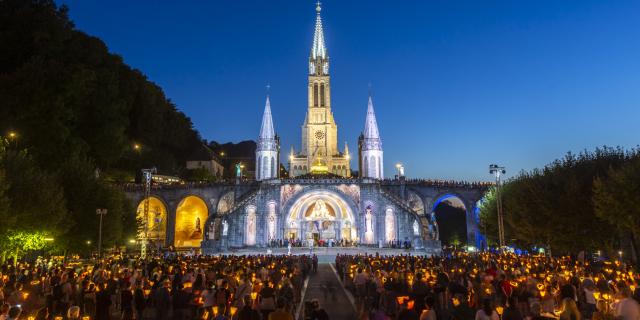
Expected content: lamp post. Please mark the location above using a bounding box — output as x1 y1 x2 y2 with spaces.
489 164 506 249
141 168 157 261
7 131 17 148
96 208 107 258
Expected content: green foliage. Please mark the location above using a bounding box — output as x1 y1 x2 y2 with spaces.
593 155 640 254
0 0 206 256
480 147 637 254
185 167 217 182
2 230 49 262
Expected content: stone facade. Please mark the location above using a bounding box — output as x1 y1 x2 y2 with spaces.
124 179 486 255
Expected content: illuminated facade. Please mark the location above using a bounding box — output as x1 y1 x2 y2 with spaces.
125 3 488 254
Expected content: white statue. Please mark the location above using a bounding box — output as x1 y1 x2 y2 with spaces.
385 209 395 242
413 219 420 236
246 210 256 245
310 199 330 219
222 220 229 236
364 207 374 244
268 214 276 240
208 223 215 240
365 208 373 232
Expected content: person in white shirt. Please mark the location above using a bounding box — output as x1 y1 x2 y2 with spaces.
614 288 640 320
420 296 437 320
475 298 499 320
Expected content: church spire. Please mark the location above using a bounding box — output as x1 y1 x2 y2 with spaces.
363 95 381 143
258 95 275 141
360 94 383 179
311 1 326 60
256 94 278 181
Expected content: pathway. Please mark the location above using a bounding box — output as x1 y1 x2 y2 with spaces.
299 263 356 319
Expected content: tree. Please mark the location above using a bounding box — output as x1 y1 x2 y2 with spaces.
479 147 630 254
593 154 640 259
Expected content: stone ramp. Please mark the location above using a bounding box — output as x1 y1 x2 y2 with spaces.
300 263 356 319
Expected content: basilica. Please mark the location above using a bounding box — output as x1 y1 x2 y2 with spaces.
127 3 487 254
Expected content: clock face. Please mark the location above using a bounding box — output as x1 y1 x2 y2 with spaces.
315 131 325 140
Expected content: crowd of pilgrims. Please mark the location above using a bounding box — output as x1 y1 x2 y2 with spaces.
336 251 640 320
1 250 640 319
0 254 312 319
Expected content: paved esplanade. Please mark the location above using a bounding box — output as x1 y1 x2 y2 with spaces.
302 263 357 319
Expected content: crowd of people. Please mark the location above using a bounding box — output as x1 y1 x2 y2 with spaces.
119 176 493 192
381 179 493 189
336 251 640 320
2 250 639 320
0 254 311 319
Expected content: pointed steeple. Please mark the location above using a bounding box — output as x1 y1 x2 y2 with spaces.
311 1 327 60
363 95 381 142
344 141 350 155
258 95 275 141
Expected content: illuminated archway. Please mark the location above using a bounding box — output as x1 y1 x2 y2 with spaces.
175 196 208 248
136 197 168 245
432 194 467 245
286 190 356 242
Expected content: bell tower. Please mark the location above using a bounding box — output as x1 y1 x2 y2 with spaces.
290 2 351 177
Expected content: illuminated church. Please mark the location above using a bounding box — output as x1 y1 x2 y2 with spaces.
259 2 381 180
128 3 487 254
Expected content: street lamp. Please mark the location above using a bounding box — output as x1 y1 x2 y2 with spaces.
141 167 157 260
489 164 506 249
96 208 107 258
395 163 404 178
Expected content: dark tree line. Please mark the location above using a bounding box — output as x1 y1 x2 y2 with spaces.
479 146 640 260
0 0 209 257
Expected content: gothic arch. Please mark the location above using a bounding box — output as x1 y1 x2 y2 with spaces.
271 156 276 178
257 156 262 180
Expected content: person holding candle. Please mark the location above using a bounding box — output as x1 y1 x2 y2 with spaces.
475 298 499 320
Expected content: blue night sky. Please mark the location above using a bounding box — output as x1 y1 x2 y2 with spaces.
60 0 640 181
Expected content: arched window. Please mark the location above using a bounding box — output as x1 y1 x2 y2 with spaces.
363 156 369 177
320 83 325 107
271 156 276 178
256 156 262 180
313 83 318 107
263 156 269 179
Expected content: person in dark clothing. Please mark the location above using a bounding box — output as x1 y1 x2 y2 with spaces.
237 295 261 320
153 280 171 320
411 273 430 314
450 293 474 320
502 296 524 320
134 284 146 320
95 283 112 320
172 284 193 320
309 299 329 320
120 282 134 320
